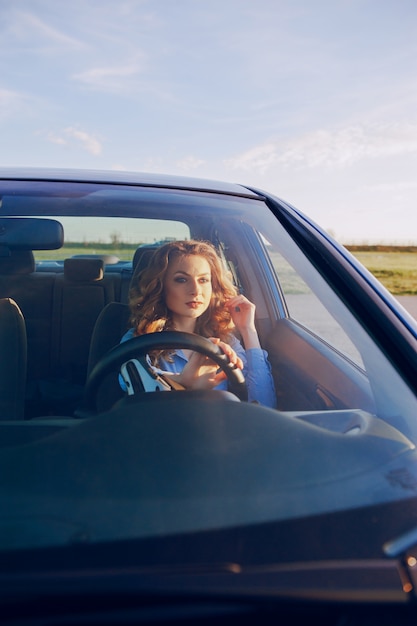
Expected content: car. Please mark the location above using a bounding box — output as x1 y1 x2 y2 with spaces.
0 167 417 624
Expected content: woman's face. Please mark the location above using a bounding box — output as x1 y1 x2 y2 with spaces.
163 254 212 330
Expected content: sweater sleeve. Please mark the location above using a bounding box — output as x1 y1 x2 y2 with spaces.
228 335 276 408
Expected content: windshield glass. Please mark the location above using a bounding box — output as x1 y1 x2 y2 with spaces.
0 179 416 564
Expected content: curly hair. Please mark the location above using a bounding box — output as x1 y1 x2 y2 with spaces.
128 240 238 348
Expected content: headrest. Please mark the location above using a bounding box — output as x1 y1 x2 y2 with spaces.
0 250 35 275
128 246 160 301
132 245 160 277
64 258 104 282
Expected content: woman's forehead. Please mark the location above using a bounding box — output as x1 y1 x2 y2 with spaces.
167 254 211 274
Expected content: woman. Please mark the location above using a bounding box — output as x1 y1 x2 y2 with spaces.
120 240 276 408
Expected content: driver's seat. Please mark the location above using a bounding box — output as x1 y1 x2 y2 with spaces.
87 301 130 373
85 245 160 412
85 302 130 412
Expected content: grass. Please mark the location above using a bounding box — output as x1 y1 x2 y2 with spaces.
346 246 417 295
34 243 139 263
34 243 417 296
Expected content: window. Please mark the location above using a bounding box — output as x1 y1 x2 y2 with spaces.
32 217 190 262
267 244 364 366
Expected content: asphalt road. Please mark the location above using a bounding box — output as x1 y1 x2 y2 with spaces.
285 294 417 365
396 296 417 320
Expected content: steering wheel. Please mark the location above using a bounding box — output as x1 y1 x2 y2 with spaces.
82 331 248 412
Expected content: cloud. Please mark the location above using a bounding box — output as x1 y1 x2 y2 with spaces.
176 156 206 171
111 163 129 172
7 10 86 51
224 143 277 175
65 127 102 155
45 131 66 146
0 87 44 121
0 88 28 119
72 59 145 93
46 127 102 155
366 181 417 193
226 122 417 173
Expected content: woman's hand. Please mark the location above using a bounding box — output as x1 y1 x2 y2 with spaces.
225 295 261 349
176 337 243 390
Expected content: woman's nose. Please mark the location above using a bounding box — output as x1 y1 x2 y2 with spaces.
189 279 200 294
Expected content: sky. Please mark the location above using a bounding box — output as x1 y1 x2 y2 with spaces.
1 0 417 244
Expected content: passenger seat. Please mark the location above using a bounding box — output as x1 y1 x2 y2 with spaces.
0 250 57 415
0 298 27 420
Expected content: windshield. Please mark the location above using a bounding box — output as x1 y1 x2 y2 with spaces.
0 178 416 574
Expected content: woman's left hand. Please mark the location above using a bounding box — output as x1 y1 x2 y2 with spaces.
225 295 256 333
225 295 262 350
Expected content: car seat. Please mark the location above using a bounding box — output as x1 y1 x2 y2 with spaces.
84 245 160 412
0 298 27 419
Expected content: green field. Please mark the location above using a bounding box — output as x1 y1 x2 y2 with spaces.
34 243 417 296
347 246 417 295
34 243 140 263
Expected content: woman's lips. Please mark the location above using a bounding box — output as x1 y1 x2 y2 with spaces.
186 301 203 309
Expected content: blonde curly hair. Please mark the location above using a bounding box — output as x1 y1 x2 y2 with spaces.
129 240 238 348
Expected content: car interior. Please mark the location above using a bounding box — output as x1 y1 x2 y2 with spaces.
0 212 377 424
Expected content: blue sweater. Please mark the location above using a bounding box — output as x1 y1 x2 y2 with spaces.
119 328 276 408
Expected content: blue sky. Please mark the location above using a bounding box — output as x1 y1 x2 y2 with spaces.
1 0 417 243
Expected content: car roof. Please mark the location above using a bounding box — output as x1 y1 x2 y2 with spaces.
0 167 261 199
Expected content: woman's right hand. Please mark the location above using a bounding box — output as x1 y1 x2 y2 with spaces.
176 338 243 390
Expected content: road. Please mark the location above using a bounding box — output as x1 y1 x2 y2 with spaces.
396 296 417 320
284 293 417 366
